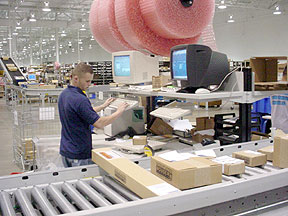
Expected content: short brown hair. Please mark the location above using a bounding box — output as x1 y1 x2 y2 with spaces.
72 62 93 77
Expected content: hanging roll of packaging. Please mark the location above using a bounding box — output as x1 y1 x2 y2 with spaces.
89 0 134 53
139 0 215 39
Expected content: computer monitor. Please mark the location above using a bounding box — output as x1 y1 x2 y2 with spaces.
28 74 36 81
112 51 159 84
171 44 229 89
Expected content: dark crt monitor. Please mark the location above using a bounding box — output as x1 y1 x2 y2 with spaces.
171 44 229 90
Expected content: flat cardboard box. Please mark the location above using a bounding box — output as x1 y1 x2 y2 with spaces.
149 118 173 136
151 156 222 190
258 146 273 161
212 156 245 176
191 130 214 143
232 150 267 167
273 136 288 168
133 136 147 145
92 148 179 198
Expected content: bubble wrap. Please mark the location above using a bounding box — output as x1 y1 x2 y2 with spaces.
139 0 215 39
114 0 200 57
201 22 218 51
89 0 134 53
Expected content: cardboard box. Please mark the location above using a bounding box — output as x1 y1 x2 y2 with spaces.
232 150 267 167
92 148 179 198
199 101 222 107
149 118 173 136
151 156 222 190
273 136 288 168
152 75 170 89
2 56 9 61
258 146 273 161
133 136 147 145
191 129 214 143
196 117 214 131
250 56 287 82
7 67 17 71
212 156 245 176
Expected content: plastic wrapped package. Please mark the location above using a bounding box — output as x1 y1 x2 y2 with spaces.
114 0 200 57
201 22 218 51
89 0 134 53
139 0 215 39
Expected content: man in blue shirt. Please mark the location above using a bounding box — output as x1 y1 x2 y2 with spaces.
58 62 128 167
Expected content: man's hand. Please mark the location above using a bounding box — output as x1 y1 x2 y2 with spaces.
117 102 129 113
103 98 115 109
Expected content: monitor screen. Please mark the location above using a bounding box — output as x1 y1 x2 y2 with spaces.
114 55 130 76
172 49 187 80
28 74 36 80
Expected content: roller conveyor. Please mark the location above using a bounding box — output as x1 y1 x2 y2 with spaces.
0 57 26 86
0 139 288 216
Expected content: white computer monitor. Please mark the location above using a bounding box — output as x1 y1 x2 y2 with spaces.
112 51 159 84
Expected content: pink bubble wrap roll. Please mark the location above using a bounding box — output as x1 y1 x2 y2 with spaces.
89 0 134 53
139 0 215 39
115 0 200 57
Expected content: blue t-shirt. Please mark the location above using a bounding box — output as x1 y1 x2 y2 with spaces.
58 85 100 159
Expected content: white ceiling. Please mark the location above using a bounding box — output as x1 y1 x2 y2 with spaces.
0 0 287 62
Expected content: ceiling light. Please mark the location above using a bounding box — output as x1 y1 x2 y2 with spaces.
89 44 92 49
227 15 235 23
29 13 36 22
273 6 282 15
65 50 68 54
12 32 18 36
7 36 12 40
3 41 7 43
78 40 83 45
16 22 22 30
42 2 51 12
90 36 94 41
61 31 67 37
72 48 75 52
218 0 227 9
80 24 86 31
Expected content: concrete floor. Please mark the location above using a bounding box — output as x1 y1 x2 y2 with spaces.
0 97 238 177
0 98 22 176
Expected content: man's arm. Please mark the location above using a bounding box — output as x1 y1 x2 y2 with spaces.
93 102 128 128
93 98 115 112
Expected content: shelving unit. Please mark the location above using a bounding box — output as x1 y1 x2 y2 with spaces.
89 61 113 85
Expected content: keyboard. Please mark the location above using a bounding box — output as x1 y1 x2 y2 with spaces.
109 98 139 111
150 107 191 120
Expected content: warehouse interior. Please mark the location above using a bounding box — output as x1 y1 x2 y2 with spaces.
0 0 288 215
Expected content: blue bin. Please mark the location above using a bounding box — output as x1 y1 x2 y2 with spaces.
252 97 271 114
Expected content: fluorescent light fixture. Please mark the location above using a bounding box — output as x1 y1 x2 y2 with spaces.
78 40 83 44
90 36 94 41
61 31 67 37
12 32 18 36
7 36 12 40
29 13 36 22
80 24 86 31
72 48 75 52
273 6 282 15
65 50 68 54
42 2 51 12
218 0 227 9
16 22 22 30
228 15 235 23
89 44 92 49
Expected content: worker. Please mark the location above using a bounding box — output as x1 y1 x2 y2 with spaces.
271 66 288 133
58 62 128 167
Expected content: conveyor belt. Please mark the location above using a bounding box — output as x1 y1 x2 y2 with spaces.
0 139 287 216
0 57 26 85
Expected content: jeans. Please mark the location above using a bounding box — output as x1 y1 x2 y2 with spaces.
61 156 94 168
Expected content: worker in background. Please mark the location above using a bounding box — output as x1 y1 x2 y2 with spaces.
58 62 128 167
271 65 288 133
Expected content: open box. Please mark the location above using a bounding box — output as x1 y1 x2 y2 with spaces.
250 56 287 82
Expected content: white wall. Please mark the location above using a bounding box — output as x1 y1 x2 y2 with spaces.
214 14 288 61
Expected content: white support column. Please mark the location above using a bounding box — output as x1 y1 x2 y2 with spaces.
56 30 59 63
